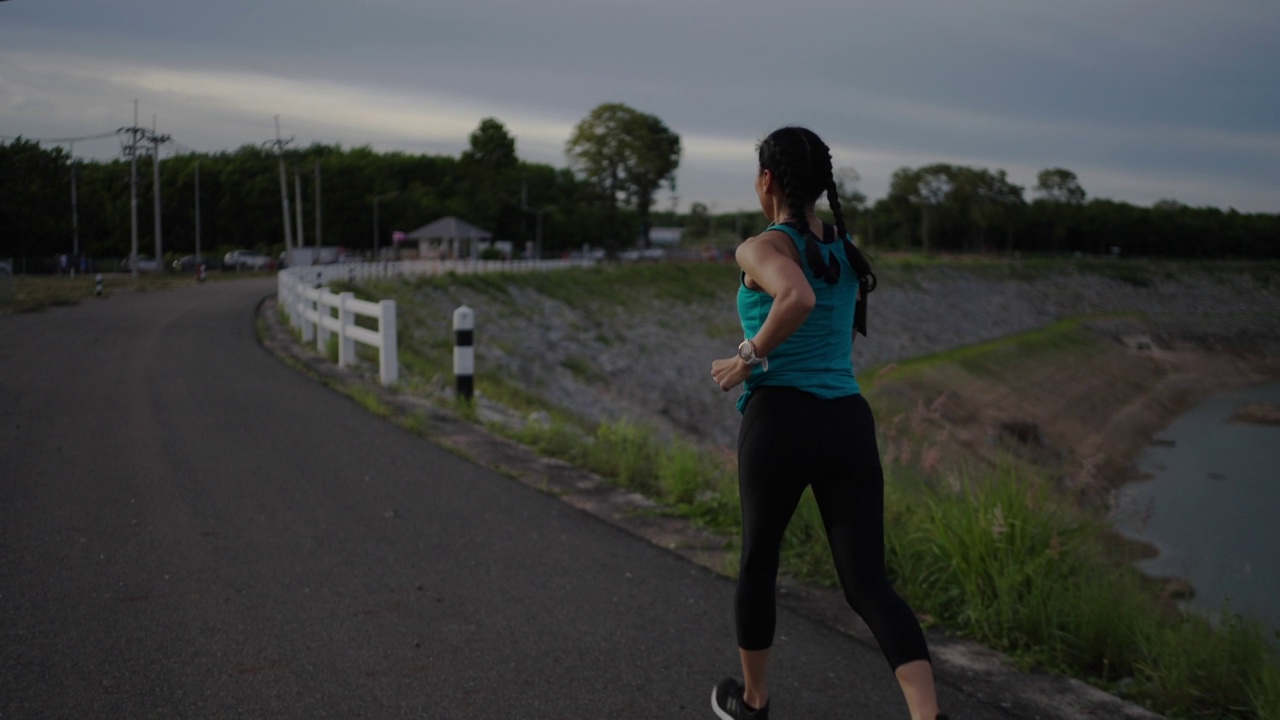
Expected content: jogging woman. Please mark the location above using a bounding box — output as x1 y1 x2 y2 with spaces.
709 126 949 720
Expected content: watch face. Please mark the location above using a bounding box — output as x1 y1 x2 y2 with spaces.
738 341 754 362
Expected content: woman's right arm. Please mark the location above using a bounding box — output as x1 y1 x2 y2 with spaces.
735 233 815 358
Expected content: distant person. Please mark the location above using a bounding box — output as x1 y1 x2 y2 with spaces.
709 126 949 720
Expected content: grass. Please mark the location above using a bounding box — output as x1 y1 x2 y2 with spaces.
0 270 282 315
1 273 198 313
510 415 741 533
870 315 1115 381
316 260 1280 720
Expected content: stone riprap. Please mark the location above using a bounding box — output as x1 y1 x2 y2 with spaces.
385 264 1280 448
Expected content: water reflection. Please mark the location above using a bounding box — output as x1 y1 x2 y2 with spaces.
1111 381 1280 637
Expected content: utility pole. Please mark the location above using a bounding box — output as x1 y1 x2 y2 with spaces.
521 180 545 260
194 160 202 261
69 140 79 259
314 161 322 260
294 170 305 254
265 116 294 254
151 115 170 265
119 100 146 279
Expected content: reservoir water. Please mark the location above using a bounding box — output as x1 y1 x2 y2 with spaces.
1112 381 1280 637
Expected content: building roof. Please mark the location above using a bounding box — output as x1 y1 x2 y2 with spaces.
406 216 492 241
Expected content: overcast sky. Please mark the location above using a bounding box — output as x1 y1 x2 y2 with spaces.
2 0 1277 214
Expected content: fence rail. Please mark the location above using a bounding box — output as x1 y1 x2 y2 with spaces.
277 257 594 386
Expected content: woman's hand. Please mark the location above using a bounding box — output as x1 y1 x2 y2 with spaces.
711 356 753 392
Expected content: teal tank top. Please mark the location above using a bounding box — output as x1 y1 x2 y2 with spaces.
736 223 861 413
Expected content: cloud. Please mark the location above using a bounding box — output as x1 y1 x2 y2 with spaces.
2 0 1278 213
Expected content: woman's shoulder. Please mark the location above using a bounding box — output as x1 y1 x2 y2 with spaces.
737 229 798 262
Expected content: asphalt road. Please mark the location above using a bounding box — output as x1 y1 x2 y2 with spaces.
0 278 1010 719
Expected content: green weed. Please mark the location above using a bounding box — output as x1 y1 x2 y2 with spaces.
347 386 391 417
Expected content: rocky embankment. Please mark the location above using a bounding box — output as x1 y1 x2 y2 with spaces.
388 262 1280 450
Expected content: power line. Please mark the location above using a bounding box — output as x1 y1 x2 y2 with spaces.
168 139 201 156
2 130 204 159
0 128 120 142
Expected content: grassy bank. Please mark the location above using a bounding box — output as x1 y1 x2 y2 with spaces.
340 258 1280 719
0 272 263 315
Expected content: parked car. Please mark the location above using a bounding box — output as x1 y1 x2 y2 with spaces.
119 255 160 273
173 255 214 272
223 250 272 271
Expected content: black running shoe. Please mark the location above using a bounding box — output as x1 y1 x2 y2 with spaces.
711 678 768 720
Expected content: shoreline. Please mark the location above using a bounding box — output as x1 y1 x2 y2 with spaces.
873 321 1280 504
1083 332 1280 496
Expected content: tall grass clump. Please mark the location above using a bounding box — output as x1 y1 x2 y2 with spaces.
1130 611 1280 719
1248 661 1280 720
657 441 740 530
585 419 661 494
884 464 1148 675
877 458 1280 719
511 415 740 529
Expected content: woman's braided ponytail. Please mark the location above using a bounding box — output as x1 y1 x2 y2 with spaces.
758 126 877 332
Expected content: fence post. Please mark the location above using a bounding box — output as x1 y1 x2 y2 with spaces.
453 305 474 402
295 277 308 331
316 288 331 355
301 285 315 343
378 299 398 386
338 292 355 367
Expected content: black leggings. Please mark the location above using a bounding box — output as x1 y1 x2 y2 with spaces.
735 386 930 670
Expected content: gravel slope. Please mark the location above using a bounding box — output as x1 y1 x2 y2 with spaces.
384 262 1280 448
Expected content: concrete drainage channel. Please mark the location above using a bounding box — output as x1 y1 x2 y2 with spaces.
258 293 1162 720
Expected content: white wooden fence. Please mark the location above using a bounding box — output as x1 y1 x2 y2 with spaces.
277 258 593 386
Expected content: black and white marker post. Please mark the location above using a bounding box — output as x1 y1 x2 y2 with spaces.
453 305 475 402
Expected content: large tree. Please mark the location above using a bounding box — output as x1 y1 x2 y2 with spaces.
1035 168 1086 205
459 118 519 236
888 164 954 252
565 103 681 252
960 168 1024 252
1034 168 1087 252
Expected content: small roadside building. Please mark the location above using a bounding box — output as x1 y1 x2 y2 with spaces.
648 227 684 247
406 216 492 260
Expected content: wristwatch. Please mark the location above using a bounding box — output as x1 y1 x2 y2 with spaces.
737 339 768 371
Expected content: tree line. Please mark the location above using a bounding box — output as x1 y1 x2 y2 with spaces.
861 164 1279 258
3 105 1276 268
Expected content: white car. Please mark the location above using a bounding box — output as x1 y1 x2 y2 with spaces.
223 250 272 271
120 255 160 273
